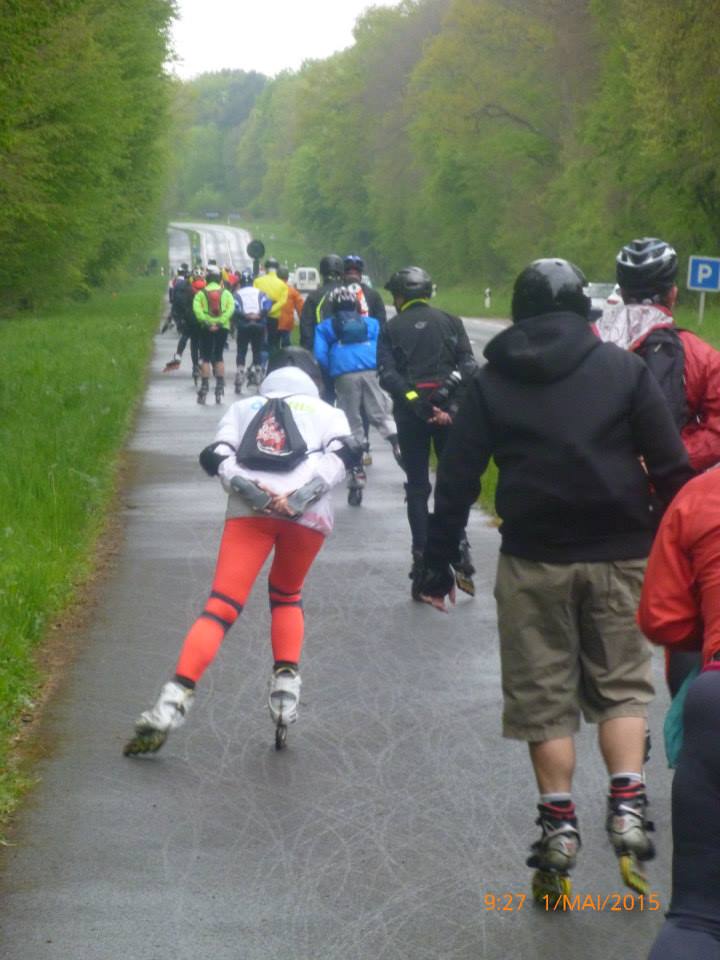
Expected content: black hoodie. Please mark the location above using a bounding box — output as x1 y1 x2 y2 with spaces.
428 311 693 564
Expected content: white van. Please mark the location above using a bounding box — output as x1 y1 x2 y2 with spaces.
294 267 320 293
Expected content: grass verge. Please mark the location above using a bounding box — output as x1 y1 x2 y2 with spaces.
0 275 164 834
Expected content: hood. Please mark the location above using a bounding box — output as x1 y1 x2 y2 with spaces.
260 367 319 398
596 302 674 350
484 311 599 384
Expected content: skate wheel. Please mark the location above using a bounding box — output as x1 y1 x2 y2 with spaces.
123 729 168 756
275 723 288 751
531 870 571 907
619 853 649 895
348 487 363 506
454 572 475 597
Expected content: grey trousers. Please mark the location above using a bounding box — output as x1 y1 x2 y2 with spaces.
334 370 397 444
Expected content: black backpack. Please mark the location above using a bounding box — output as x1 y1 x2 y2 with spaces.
636 327 689 431
235 397 308 472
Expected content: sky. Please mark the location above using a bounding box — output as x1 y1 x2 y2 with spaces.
170 0 402 80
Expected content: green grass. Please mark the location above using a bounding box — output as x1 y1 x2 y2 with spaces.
0 274 164 831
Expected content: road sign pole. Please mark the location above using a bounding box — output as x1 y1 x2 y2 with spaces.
699 291 706 324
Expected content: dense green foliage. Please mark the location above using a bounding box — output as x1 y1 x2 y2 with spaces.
171 0 720 289
0 0 176 311
0 276 164 828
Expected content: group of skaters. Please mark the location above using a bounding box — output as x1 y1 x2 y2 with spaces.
130 235 720 958
164 257 303 404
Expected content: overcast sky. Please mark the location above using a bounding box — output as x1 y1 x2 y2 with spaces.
170 0 401 79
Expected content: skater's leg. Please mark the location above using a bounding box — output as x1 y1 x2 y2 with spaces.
598 716 646 774
529 737 576 794
333 373 366 447
174 518 276 682
360 372 397 441
395 409 433 552
236 327 251 368
266 522 325 665
649 921 720 960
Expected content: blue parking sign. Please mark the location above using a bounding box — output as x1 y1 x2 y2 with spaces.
688 256 720 292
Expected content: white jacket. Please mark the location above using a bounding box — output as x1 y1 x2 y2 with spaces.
214 368 350 535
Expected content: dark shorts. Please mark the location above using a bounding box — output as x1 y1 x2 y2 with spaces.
198 326 228 364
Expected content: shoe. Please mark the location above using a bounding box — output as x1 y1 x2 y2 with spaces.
268 667 301 725
452 538 476 597
527 803 580 905
197 378 209 405
606 784 655 893
234 367 245 394
214 377 225 404
123 681 194 756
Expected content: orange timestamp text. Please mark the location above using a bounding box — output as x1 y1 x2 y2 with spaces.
484 892 662 912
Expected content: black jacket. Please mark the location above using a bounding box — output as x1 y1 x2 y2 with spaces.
428 311 693 564
377 300 476 404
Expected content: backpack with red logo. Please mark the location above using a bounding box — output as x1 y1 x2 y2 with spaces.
235 398 308 472
205 287 223 318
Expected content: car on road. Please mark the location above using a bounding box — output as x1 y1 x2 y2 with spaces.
294 267 320 293
584 282 622 321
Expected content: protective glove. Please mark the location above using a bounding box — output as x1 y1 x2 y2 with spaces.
285 477 330 517
230 475 272 512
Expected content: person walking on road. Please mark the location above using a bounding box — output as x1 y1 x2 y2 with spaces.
163 264 200 375
377 265 477 599
314 286 401 505
598 236 720 696
194 264 235 405
343 253 386 325
638 468 720 959
123 347 360 755
417 258 693 904
233 268 271 393
254 257 288 355
276 265 304 348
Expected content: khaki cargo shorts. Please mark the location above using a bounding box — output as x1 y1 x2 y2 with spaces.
494 554 653 741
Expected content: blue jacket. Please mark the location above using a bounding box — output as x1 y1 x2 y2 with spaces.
314 313 381 378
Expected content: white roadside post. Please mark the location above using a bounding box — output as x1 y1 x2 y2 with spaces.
687 255 720 324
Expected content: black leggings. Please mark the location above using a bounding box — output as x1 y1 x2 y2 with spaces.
236 324 264 367
648 671 720 958
394 406 450 552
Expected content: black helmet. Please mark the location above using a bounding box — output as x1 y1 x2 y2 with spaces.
276 265 289 281
319 254 344 280
616 237 678 297
239 268 253 286
511 258 589 321
266 346 322 386
384 266 433 300
265 257 279 271
343 254 364 274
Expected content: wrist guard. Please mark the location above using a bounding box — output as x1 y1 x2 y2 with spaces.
229 475 272 512
285 477 330 517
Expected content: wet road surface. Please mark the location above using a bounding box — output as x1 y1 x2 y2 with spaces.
0 312 673 960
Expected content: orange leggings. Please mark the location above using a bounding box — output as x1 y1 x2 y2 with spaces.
175 517 325 683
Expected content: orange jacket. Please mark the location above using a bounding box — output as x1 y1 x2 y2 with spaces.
638 468 720 662
278 285 305 332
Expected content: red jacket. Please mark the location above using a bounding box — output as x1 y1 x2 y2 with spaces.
638 467 720 662
676 330 720 471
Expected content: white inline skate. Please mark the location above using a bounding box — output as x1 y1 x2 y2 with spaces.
268 667 301 750
123 681 194 756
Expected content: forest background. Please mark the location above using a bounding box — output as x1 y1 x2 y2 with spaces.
3 0 720 311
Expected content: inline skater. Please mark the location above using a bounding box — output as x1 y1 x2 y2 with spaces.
123 347 359 754
314 286 401 505
233 268 271 393
299 254 344 351
377 266 477 598
163 264 201 376
193 264 235 405
343 254 386 325
254 257 288 354
417 258 692 904
598 236 720 696
276 266 304 348
638 468 720 959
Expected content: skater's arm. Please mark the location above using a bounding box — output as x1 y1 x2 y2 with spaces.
376 326 409 400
